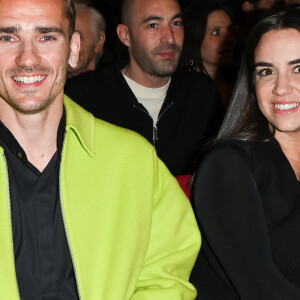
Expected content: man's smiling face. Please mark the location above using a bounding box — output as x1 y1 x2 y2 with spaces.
0 0 78 114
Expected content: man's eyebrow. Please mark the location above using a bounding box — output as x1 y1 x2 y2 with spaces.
35 27 64 35
142 13 182 24
0 26 20 33
143 15 163 23
0 26 65 36
171 13 182 20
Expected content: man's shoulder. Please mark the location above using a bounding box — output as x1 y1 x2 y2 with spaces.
66 62 123 88
65 97 155 157
168 70 221 109
171 69 216 87
95 116 149 143
65 62 131 112
169 70 219 101
93 114 156 158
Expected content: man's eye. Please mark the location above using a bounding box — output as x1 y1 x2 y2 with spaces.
148 23 157 28
1 36 14 42
41 36 54 42
173 20 182 26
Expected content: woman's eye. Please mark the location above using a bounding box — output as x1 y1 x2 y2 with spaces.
258 68 275 77
212 29 220 36
294 65 300 73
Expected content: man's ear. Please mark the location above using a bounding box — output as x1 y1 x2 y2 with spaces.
116 24 131 47
69 31 80 68
242 1 255 12
95 31 106 54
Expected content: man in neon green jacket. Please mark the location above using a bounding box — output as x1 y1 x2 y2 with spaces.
0 0 200 299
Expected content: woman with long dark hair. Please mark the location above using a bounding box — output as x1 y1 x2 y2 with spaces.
179 1 238 106
192 5 300 299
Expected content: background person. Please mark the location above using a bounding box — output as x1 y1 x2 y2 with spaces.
67 3 106 78
241 0 285 11
66 0 224 177
179 0 238 107
240 0 286 42
192 5 300 299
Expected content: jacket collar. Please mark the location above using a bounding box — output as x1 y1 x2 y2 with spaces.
64 94 96 157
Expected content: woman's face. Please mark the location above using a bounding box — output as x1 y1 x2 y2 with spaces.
255 29 300 136
201 10 236 70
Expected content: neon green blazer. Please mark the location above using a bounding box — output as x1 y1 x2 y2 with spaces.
0 96 201 299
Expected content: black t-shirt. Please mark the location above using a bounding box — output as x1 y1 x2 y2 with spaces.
0 112 79 300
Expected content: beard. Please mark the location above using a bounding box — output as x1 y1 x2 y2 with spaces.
129 38 181 77
3 88 54 115
2 64 65 115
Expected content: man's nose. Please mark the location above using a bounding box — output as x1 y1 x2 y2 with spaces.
15 41 41 67
161 25 175 44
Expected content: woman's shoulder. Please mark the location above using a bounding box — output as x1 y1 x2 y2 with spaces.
205 139 274 161
196 139 272 181
204 140 253 162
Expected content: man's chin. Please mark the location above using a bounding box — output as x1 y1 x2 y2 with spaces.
5 96 53 115
151 64 178 77
158 58 179 73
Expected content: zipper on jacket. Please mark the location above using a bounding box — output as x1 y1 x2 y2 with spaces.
133 101 173 146
59 133 82 300
133 104 157 144
153 102 173 146
157 101 173 123
132 103 149 115
2 153 21 300
153 123 158 147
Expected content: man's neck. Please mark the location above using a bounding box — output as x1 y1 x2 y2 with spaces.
122 64 171 88
0 98 64 172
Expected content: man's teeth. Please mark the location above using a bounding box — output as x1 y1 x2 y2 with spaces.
275 103 299 110
14 76 45 84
